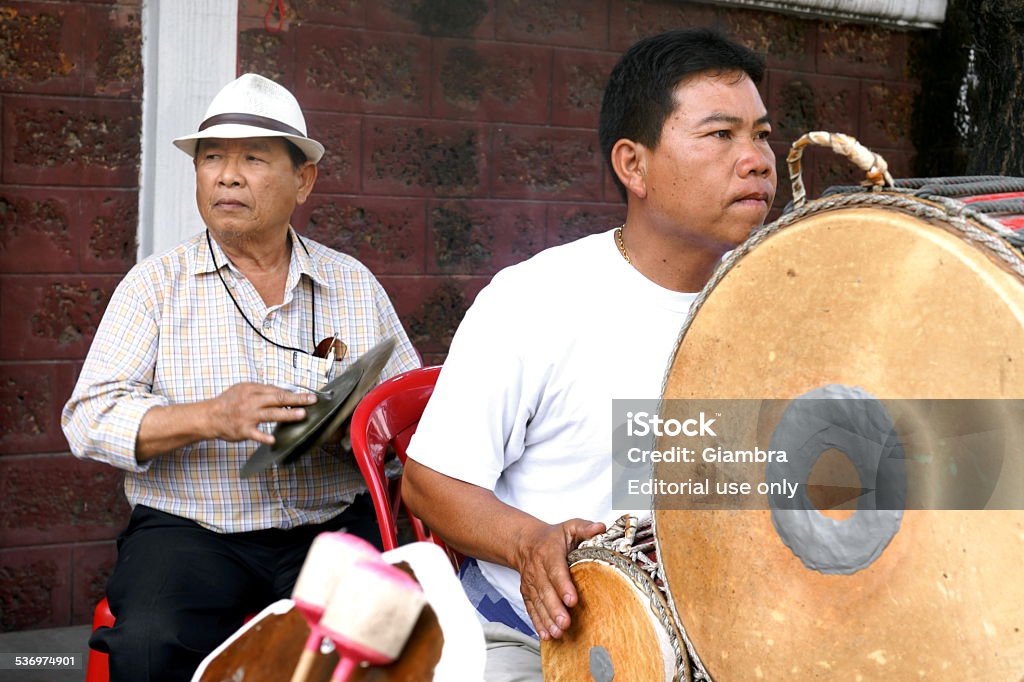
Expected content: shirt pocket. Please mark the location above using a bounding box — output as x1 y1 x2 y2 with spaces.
269 350 337 393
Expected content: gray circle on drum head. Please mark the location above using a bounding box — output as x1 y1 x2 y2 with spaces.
589 645 615 682
767 384 905 574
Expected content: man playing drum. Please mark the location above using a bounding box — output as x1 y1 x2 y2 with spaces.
61 74 419 682
403 28 777 680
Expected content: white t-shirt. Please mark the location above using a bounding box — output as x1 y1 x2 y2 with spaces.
407 228 696 626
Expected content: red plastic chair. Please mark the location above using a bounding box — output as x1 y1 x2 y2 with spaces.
85 597 114 682
350 365 461 569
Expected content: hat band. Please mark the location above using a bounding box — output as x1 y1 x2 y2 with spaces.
198 112 306 139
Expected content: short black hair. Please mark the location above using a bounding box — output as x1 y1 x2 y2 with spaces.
598 28 766 202
283 139 309 169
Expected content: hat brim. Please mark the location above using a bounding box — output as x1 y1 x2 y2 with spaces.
173 123 325 164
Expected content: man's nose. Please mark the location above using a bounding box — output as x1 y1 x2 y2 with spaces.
737 139 775 178
217 155 243 185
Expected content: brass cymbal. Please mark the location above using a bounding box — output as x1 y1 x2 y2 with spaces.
240 337 396 477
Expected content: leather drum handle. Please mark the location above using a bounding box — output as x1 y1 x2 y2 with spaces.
786 131 895 209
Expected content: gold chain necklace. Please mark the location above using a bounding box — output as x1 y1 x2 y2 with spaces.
615 225 630 264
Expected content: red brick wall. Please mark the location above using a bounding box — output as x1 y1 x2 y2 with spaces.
0 0 922 630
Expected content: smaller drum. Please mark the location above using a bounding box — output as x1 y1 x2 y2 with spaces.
541 515 689 682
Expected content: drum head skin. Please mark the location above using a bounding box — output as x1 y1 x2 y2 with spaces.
192 593 444 682
241 338 396 477
656 201 1024 680
541 552 685 682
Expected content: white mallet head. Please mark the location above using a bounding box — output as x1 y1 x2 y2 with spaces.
292 532 380 622
319 559 427 681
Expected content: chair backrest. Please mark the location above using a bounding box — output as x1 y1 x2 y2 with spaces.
350 366 458 565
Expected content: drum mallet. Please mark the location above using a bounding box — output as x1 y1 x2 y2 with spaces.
318 558 427 681
288 533 381 682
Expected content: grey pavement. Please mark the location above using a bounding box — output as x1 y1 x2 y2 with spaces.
0 624 92 682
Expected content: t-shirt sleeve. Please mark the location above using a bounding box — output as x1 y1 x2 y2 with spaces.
406 277 532 491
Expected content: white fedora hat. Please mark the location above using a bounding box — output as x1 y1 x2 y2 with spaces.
173 73 325 163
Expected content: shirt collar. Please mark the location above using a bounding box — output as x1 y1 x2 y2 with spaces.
193 228 327 288
288 226 327 288
194 230 220 276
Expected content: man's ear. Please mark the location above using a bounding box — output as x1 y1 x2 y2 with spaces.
610 138 648 200
295 162 318 205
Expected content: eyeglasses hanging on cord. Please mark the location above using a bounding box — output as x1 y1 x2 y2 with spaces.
206 230 339 383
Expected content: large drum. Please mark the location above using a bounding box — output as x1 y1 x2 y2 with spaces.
541 515 689 682
655 133 1024 680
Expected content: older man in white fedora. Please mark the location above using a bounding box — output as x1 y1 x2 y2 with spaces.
63 74 419 682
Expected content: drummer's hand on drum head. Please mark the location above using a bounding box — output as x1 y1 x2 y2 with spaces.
207 382 317 445
514 518 606 641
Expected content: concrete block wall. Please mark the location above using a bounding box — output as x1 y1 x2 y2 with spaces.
1 0 923 631
241 0 920 366
1 0 141 631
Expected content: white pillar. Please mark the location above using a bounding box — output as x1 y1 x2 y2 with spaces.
138 0 238 259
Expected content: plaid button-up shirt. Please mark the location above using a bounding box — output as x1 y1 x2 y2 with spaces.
62 229 420 533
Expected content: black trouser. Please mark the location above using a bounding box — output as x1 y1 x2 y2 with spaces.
92 495 380 682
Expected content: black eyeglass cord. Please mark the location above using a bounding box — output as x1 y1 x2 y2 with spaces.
206 229 317 356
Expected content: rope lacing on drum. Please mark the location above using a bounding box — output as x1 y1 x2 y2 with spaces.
648 516 715 681
579 514 662 584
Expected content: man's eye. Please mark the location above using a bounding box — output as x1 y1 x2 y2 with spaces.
757 130 772 140
712 130 731 139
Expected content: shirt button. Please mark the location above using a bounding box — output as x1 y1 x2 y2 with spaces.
263 319 272 330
